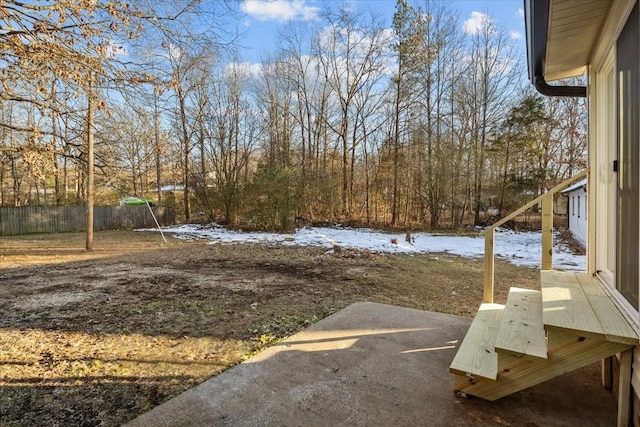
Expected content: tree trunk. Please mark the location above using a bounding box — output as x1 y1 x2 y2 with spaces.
178 85 191 221
86 72 95 252
392 75 401 226
153 89 162 204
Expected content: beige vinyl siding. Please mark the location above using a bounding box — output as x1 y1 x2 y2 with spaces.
589 0 640 416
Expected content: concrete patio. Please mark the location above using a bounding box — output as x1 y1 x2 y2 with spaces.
127 302 617 426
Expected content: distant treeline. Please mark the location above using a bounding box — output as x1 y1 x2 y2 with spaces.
0 1 586 231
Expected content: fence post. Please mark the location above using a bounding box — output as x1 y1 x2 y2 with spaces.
541 195 553 270
484 229 495 303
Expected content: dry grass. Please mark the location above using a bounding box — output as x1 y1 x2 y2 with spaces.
0 230 539 426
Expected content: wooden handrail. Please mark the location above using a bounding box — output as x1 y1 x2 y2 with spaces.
481 168 589 235
482 168 589 303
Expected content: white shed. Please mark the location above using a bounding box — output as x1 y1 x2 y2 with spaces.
561 178 587 246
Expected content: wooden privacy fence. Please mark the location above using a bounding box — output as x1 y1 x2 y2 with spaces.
0 205 176 236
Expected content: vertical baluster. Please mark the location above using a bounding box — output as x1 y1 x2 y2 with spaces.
541 195 553 270
484 228 495 303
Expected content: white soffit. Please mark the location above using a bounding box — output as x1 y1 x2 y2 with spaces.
545 0 612 81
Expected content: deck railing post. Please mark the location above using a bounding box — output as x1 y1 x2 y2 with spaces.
480 170 587 305
484 229 495 303
541 195 553 270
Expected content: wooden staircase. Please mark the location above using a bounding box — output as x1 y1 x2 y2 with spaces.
450 270 638 401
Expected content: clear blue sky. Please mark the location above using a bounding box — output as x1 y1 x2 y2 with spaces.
235 0 525 62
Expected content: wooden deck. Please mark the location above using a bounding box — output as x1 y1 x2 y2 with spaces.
541 271 638 345
451 271 638 405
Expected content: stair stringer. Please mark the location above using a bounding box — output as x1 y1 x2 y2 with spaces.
454 328 634 401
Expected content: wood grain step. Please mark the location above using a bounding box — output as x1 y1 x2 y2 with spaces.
541 271 638 345
455 328 634 401
495 287 547 360
449 303 504 381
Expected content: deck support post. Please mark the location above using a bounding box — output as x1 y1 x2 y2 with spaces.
484 230 495 303
617 349 633 427
541 196 553 270
602 356 613 390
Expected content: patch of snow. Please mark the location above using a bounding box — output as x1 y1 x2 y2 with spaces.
143 224 586 272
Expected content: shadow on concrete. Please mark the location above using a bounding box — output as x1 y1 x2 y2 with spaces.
127 302 616 427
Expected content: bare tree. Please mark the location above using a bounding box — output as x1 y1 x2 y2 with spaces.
460 13 519 225
205 61 258 225
319 6 389 218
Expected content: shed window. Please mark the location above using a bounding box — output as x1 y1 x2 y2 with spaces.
577 196 581 218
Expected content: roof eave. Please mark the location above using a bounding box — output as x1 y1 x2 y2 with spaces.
524 0 587 97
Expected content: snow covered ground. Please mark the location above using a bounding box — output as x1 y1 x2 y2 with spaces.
147 224 585 272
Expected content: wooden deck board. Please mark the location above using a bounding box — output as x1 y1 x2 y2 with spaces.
576 274 638 344
541 271 638 344
541 271 604 337
495 287 547 360
449 303 504 381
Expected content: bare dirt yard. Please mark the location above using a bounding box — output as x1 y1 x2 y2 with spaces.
0 230 540 426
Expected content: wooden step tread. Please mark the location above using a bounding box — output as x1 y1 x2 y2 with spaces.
449 303 504 381
541 271 638 345
495 287 547 360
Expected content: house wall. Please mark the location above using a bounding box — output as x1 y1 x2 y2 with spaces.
566 188 587 246
589 0 640 422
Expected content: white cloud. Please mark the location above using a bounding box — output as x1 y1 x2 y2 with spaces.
510 30 522 40
517 8 524 18
341 0 357 13
241 0 320 22
463 11 492 35
226 61 264 80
